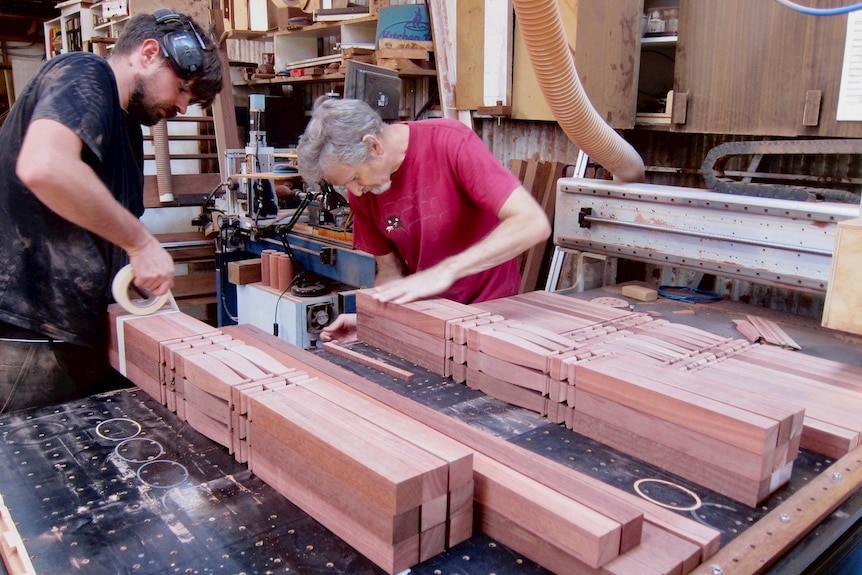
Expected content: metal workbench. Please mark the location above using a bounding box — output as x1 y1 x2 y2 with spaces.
0 286 860 574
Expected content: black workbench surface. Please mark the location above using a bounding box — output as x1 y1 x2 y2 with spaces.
1 286 860 574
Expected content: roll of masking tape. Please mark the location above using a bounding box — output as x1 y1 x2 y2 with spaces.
111 264 171 316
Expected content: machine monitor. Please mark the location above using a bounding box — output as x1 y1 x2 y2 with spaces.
344 60 402 120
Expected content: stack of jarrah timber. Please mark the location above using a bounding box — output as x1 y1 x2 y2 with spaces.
230 324 722 575
107 303 222 408
682 344 862 460
355 288 489 377
355 290 818 507
108 306 474 574
109 304 725 575
571 357 803 507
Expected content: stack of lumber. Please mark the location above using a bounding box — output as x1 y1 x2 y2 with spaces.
109 304 473 573
108 304 725 574
689 345 862 459
570 357 803 507
355 289 841 507
355 288 489 377
227 325 722 575
107 303 221 407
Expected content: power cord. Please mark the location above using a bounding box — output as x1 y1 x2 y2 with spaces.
272 271 306 337
657 285 722 304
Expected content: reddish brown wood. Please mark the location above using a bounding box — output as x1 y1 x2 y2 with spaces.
323 342 415 381
473 453 622 569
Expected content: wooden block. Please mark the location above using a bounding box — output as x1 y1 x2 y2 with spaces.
227 258 262 285
249 424 422 545
621 284 658 302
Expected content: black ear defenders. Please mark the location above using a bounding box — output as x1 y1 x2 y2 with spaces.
153 9 206 78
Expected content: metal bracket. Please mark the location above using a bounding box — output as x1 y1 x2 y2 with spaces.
578 207 593 229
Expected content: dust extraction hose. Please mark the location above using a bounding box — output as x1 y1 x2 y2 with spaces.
152 119 174 202
512 0 645 182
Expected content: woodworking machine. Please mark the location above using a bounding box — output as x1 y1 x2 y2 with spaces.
554 177 861 293
196 96 375 338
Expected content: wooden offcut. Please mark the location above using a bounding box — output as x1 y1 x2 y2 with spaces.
227 258 262 285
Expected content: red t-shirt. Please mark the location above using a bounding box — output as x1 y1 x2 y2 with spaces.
349 119 523 304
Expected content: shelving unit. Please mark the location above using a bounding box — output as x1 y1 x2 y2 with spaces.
636 34 677 128
90 0 130 56
634 0 680 128
43 0 95 59
42 0 130 59
230 5 437 125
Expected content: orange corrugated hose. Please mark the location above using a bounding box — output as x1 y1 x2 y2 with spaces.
512 0 645 182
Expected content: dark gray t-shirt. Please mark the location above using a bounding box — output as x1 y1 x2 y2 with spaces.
0 52 143 348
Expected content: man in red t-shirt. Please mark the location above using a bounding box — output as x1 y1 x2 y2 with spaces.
297 97 551 343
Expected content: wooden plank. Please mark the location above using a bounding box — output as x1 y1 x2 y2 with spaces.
476 504 600 574
575 388 775 483
568 409 779 507
474 453 622 569
466 348 547 394
294 377 473 492
823 217 862 334
519 161 561 293
601 522 700 575
466 367 547 415
0 494 36 575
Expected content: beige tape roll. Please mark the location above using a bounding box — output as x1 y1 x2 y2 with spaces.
111 264 171 316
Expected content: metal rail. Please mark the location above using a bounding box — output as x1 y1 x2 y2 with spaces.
554 178 860 292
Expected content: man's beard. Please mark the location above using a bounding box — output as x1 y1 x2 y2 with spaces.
127 76 176 126
366 179 392 195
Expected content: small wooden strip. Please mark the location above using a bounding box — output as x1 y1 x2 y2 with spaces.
323 342 415 381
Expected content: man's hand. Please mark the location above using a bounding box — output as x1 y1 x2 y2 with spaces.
372 268 455 305
320 313 358 343
127 237 175 296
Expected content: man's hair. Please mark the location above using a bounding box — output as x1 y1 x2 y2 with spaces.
112 12 223 108
297 96 386 185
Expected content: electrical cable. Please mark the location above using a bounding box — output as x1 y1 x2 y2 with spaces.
772 0 862 16
657 285 723 304
272 271 305 336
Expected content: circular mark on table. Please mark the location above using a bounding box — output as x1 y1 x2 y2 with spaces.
137 460 189 489
95 418 142 441
5 421 68 445
115 437 164 463
589 296 630 308
633 478 702 511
